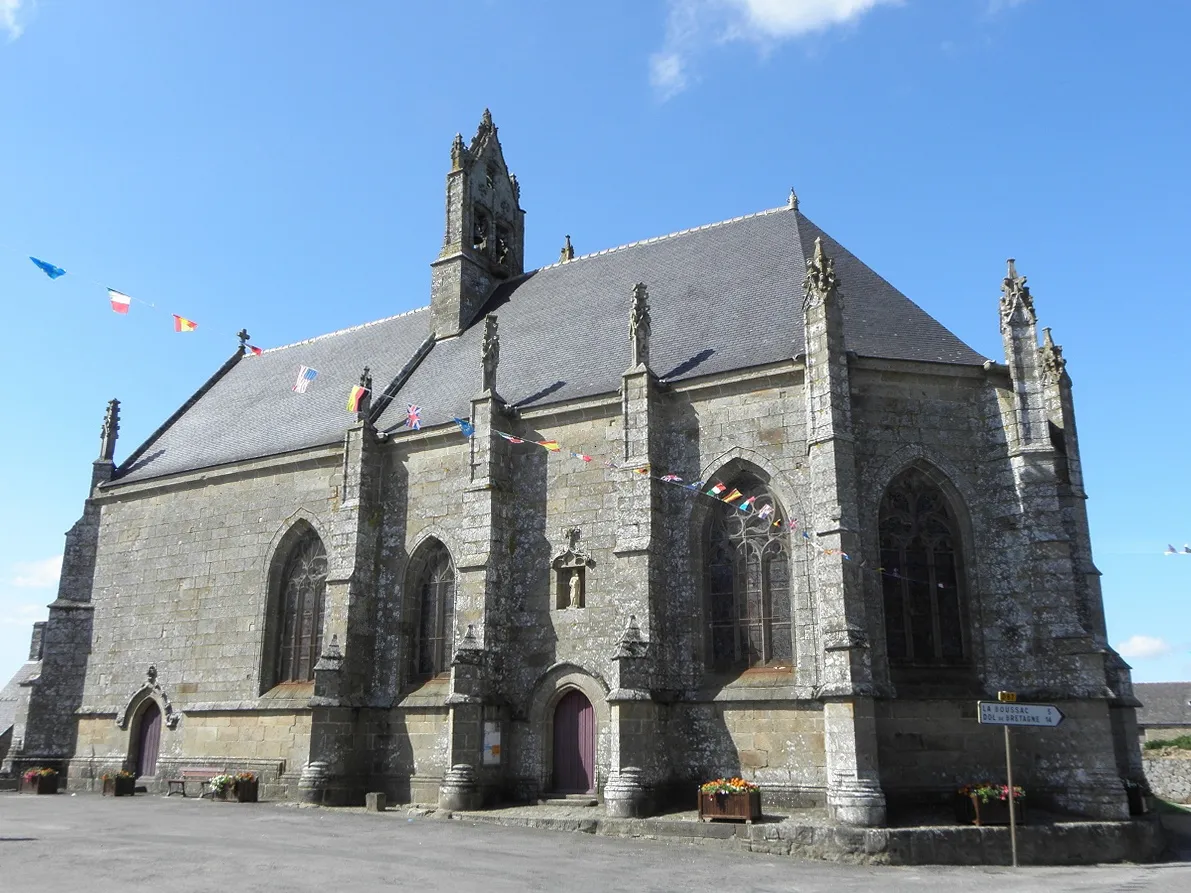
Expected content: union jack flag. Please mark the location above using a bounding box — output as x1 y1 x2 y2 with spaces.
661 474 683 482
406 404 422 430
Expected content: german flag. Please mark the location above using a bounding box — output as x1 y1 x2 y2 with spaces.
346 385 369 413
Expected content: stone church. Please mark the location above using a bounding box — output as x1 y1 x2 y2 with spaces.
3 111 1144 824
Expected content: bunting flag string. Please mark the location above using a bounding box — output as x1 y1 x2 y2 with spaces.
1164 544 1191 556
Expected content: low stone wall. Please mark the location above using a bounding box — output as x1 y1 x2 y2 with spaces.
1144 754 1191 803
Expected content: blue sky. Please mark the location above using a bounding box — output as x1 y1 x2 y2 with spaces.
0 0 1188 687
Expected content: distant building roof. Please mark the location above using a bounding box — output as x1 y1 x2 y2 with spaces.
1135 682 1191 727
115 205 985 484
0 661 40 738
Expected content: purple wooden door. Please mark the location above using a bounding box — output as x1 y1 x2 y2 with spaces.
552 690 595 793
136 701 161 778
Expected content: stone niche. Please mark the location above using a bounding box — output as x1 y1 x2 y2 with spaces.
552 527 593 610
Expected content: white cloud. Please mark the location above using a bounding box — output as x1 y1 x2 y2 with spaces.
986 0 1030 13
0 602 47 626
10 555 62 589
1 0 24 41
1116 634 1173 660
651 0 903 98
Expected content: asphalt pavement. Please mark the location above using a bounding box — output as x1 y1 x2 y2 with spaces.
2 793 1190 893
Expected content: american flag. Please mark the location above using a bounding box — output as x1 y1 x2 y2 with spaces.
292 366 318 393
406 404 422 430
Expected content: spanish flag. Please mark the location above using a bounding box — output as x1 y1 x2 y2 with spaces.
346 385 368 413
172 315 198 332
722 488 743 504
537 440 561 452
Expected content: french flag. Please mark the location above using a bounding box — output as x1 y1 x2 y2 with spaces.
108 289 131 314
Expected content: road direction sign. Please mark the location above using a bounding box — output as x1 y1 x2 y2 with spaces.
978 701 1065 727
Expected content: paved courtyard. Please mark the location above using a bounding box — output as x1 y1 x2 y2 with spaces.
2 794 1190 892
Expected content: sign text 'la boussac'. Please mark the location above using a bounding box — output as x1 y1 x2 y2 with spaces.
977 701 1065 728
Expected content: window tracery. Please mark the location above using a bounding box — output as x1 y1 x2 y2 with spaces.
879 467 966 666
273 528 327 684
409 541 456 682
705 476 792 671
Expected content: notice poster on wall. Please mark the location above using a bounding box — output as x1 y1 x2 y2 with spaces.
482 721 501 766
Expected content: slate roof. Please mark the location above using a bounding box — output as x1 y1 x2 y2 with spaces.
0 661 40 739
1135 682 1191 727
116 205 985 484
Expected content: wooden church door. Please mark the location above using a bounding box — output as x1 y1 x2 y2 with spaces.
552 690 595 794
135 701 162 778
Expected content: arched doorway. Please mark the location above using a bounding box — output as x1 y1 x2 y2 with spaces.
552 690 595 794
134 700 162 778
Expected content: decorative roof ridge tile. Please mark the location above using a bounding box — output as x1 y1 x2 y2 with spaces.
528 205 792 275
262 304 430 354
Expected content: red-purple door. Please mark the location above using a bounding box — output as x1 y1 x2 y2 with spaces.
552 690 595 793
136 701 161 778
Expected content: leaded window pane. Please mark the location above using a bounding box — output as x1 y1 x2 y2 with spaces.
879 468 966 667
275 529 327 684
705 477 791 671
411 543 456 682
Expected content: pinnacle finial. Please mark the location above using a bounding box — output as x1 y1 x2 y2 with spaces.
630 282 652 368
803 236 838 309
1000 257 1035 325
482 314 500 393
481 108 493 130
788 187 799 210
99 398 121 462
559 234 574 263
451 132 466 169
1040 326 1067 378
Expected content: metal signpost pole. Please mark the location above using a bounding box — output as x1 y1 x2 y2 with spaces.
1004 723 1017 868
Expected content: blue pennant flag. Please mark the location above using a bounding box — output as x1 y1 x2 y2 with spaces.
453 417 475 438
30 257 66 279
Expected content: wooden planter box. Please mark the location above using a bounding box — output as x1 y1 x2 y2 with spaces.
698 789 762 823
235 779 259 803
102 776 136 797
23 775 59 795
955 793 1026 826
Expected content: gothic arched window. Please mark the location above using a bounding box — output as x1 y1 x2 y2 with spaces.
408 541 456 682
879 467 967 667
705 475 792 672
273 528 328 684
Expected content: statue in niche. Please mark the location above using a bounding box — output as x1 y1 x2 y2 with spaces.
553 526 592 610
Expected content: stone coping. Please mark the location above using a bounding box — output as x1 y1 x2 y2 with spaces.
406 804 1166 866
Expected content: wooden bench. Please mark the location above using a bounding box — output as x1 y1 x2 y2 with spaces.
167 767 222 798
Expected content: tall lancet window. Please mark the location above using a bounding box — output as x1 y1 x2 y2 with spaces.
705 475 792 672
879 467 967 667
408 540 456 682
274 528 328 684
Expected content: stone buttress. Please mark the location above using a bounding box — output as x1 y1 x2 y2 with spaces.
603 283 663 817
801 238 886 826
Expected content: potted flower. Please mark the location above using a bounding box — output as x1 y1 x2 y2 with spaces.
234 771 259 803
698 777 762 823
208 774 236 801
22 767 59 795
102 769 137 797
956 782 1026 826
